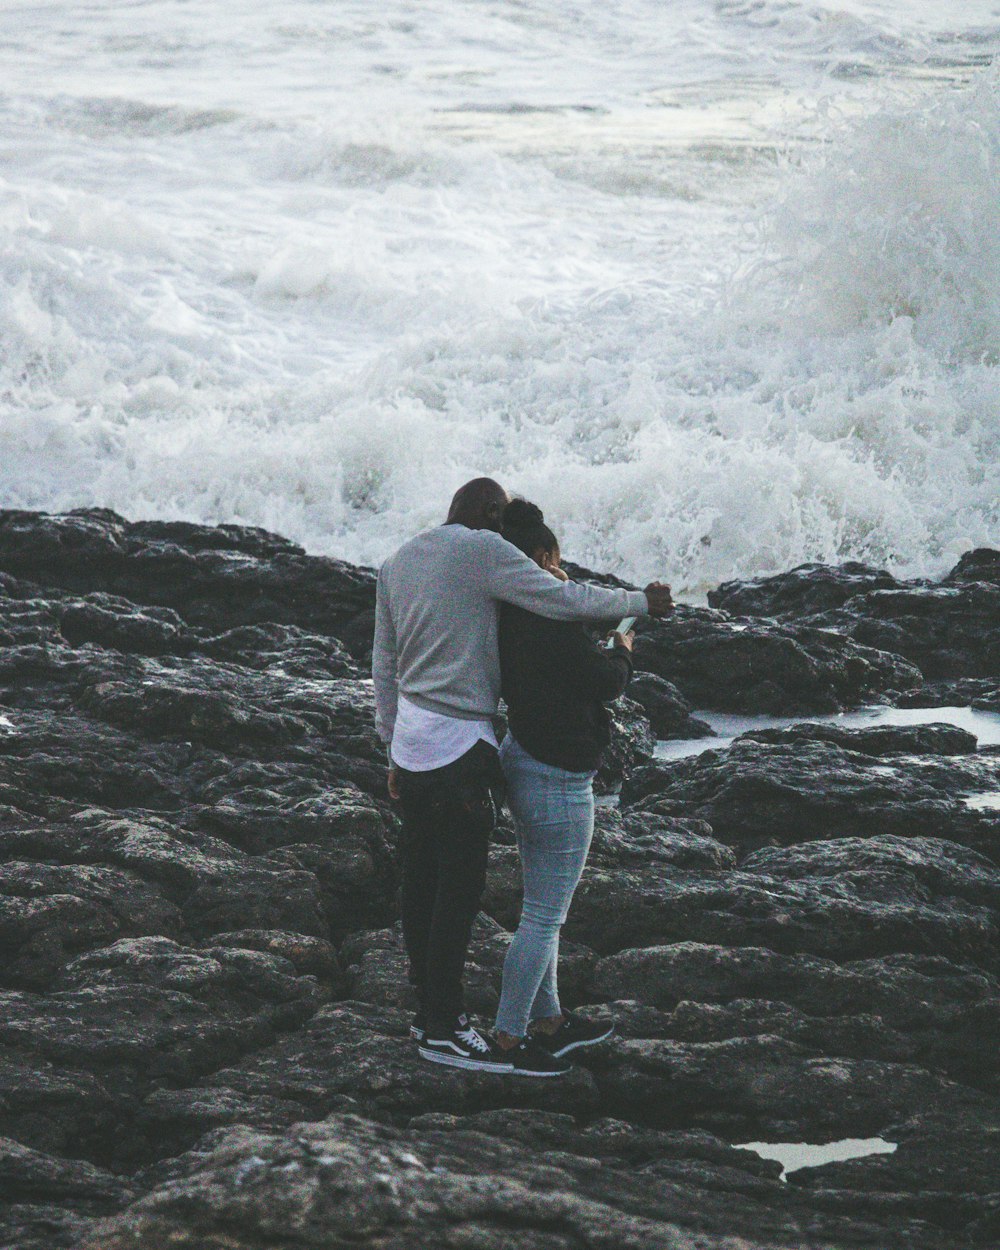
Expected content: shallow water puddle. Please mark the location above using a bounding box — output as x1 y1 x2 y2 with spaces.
655 705 1000 762
964 792 1000 811
740 1137 897 1180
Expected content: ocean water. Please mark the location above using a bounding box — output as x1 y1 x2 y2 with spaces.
1 1 998 594
655 704 1000 759
740 1135 896 1180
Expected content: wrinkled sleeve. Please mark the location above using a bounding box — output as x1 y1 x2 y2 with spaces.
481 533 648 621
372 565 399 745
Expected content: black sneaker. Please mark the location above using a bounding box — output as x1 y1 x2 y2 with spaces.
409 1011 426 1042
505 1037 572 1078
532 1011 615 1058
418 1015 513 1073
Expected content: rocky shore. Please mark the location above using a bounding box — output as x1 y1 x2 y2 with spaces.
1 508 998 1249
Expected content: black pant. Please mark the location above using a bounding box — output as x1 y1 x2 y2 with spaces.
397 740 503 1031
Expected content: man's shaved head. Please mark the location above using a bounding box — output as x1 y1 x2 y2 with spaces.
445 478 510 531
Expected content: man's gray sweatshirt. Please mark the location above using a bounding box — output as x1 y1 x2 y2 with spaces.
372 524 648 744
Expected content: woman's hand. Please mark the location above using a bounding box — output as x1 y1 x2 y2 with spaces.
549 564 569 582
387 767 401 800
610 629 634 653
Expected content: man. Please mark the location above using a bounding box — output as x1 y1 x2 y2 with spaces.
373 478 673 1073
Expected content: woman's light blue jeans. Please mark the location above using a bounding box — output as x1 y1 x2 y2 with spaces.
495 734 596 1038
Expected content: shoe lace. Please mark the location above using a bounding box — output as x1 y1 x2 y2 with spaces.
456 1024 490 1053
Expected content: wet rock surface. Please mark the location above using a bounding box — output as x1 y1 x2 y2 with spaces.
1 509 999 1249
626 670 715 740
622 727 1000 856
632 608 922 717
710 551 1000 681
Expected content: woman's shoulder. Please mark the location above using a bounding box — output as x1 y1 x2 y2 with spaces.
500 603 588 639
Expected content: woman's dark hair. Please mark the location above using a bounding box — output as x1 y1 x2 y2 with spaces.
501 498 558 559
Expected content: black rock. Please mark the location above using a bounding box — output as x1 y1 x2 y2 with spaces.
633 608 921 715
0 509 377 658
0 510 997 1249
621 731 1000 857
706 553 1000 682
558 833 1000 968
709 560 902 618
594 695 654 793
944 548 1000 586
627 671 715 740
808 584 1000 680
75 1111 948 1250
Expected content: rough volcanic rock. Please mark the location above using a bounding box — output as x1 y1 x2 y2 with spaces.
76 1110 935 1250
788 1109 1000 1245
195 622 358 677
195 788 399 938
136 1002 598 1163
707 552 1000 684
592 941 995 1020
593 1031 994 1140
589 943 1000 1091
0 935 320 1137
0 1048 121 1161
626 671 715 740
808 584 1000 680
195 930 341 985
943 547 1000 586
709 561 903 618
0 804 397 961
0 854 183 990
0 935 323 1176
737 721 978 756
0 815 335 987
58 596 193 657
621 732 1000 856
0 1135 133 1208
896 677 1000 710
593 696 654 793
0 706 190 817
0 1135 134 1250
552 834 1000 967
0 665 390 827
633 607 921 716
587 807 735 872
564 561 924 716
2 510 999 1250
0 510 377 658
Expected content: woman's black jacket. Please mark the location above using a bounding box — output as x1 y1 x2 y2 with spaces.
498 603 632 772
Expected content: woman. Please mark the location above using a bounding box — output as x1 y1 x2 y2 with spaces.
493 499 633 1077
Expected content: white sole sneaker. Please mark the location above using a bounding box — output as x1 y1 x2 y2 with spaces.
548 1023 615 1058
417 1045 513 1074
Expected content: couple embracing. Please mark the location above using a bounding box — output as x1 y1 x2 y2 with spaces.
373 478 673 1077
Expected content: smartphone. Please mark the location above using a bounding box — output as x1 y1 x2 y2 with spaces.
605 616 636 648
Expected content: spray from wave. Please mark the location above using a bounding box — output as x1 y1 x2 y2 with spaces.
0 66 998 594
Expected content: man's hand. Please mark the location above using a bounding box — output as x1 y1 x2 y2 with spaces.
643 581 674 617
387 767 401 801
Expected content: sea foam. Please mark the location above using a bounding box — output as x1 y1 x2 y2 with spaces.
0 8 997 593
